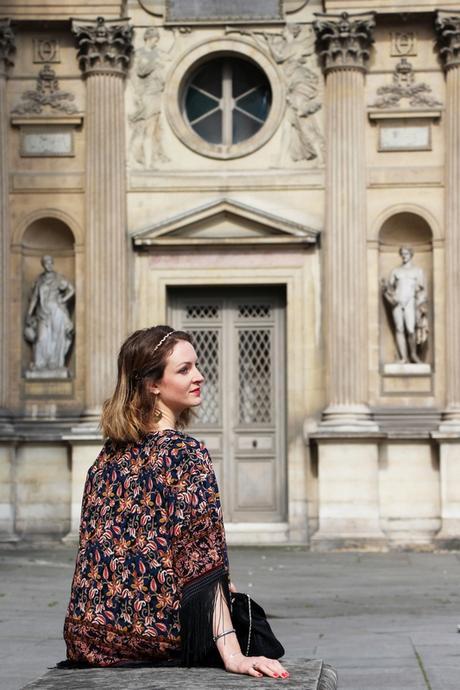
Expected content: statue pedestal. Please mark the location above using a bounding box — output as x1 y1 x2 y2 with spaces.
24 367 70 380
62 426 103 541
432 431 460 547
383 363 431 376
309 433 387 550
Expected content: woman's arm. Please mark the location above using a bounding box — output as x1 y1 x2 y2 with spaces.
213 586 289 679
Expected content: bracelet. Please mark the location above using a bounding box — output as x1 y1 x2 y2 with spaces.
213 628 236 643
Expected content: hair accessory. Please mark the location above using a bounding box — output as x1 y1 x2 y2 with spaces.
153 330 176 354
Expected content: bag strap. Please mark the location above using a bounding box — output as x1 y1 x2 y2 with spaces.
245 593 252 656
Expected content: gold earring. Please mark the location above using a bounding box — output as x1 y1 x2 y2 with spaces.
153 394 162 422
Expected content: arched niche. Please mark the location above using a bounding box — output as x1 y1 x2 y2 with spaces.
378 212 433 372
20 217 76 378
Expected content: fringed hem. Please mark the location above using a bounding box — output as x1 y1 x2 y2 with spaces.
318 662 339 690
179 565 230 667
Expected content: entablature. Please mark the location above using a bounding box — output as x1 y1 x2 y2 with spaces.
0 1 124 21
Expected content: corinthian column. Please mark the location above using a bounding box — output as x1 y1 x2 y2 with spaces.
313 12 377 430
72 17 133 421
0 20 15 433
436 11 460 428
432 12 460 544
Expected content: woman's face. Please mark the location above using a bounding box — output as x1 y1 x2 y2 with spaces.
151 340 204 417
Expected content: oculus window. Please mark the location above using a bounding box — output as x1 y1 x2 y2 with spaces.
183 57 272 147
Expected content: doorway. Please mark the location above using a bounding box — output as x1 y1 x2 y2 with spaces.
169 286 286 522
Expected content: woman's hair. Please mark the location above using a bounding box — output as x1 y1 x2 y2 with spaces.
101 325 193 443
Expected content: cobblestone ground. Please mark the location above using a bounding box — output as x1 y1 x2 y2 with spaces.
0 545 459 689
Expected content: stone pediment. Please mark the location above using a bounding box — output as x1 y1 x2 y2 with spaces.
131 198 320 248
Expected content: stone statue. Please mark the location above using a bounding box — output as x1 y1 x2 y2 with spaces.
381 246 429 364
24 255 75 378
225 23 324 163
129 27 178 168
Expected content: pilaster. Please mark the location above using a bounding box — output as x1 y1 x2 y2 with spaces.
72 16 133 422
313 12 377 430
0 19 14 433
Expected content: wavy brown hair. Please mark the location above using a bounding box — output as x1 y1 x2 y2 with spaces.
101 326 193 443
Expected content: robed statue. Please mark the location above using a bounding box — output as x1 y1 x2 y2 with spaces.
24 255 75 377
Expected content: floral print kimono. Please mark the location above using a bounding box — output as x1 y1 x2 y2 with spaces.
64 430 230 667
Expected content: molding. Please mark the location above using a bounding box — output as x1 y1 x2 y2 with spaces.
131 197 320 247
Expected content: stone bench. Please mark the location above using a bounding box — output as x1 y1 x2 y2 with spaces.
23 659 338 689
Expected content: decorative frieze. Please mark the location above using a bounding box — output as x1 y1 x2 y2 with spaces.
313 11 375 74
435 11 460 71
72 16 133 76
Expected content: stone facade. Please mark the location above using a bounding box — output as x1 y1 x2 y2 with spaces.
0 0 459 549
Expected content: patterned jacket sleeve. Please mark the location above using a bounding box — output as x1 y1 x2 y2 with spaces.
160 436 230 666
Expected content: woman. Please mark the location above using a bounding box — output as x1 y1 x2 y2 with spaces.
64 325 289 679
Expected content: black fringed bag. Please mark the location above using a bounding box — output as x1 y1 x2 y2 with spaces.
230 592 285 659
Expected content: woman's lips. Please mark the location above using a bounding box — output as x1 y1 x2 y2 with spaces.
191 388 201 395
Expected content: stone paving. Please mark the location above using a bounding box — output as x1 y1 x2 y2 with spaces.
0 545 459 689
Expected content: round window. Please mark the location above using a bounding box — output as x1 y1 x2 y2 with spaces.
183 56 272 147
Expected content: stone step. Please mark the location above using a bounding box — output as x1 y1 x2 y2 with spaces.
22 659 338 689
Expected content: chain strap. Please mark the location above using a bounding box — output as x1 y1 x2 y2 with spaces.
245 593 252 656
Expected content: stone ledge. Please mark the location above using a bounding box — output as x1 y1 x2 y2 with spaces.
23 659 338 690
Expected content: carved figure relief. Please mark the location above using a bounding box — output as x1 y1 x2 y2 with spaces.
129 27 175 168
24 255 75 378
371 58 442 109
226 23 324 164
12 64 78 115
381 246 429 364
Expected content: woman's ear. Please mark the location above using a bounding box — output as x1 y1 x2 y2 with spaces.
146 380 160 395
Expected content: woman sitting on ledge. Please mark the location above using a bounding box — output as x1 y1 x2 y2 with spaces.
64 325 289 679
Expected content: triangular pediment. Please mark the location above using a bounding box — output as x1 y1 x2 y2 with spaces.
131 198 320 247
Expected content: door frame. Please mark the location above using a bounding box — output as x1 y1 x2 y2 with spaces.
133 253 321 544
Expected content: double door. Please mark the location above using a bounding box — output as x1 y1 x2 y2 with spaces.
169 287 286 522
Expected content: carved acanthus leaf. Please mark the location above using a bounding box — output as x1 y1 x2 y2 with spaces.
0 18 15 74
11 64 78 115
371 58 442 109
72 16 133 76
313 11 375 74
435 10 460 71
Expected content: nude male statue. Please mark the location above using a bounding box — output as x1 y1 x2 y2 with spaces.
382 246 428 364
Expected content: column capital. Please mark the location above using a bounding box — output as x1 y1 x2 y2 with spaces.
313 11 375 75
0 18 15 77
72 16 133 77
435 10 460 71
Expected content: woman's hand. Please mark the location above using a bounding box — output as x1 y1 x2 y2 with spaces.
224 652 290 679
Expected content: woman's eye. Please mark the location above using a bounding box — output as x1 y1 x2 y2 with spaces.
179 367 189 374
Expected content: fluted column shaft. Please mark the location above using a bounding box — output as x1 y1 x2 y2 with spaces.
72 17 133 418
314 12 376 427
0 20 14 427
326 68 368 410
436 12 460 423
85 73 127 413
